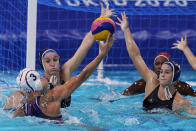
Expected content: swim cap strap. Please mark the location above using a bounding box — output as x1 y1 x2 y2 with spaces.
164 87 173 100
163 61 175 83
163 61 181 83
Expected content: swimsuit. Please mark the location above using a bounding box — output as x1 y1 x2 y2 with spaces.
44 76 71 108
23 96 62 120
143 86 177 111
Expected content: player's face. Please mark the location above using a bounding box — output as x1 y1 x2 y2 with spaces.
159 64 173 86
42 52 60 75
153 57 168 76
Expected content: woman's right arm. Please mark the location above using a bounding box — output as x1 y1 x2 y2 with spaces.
172 36 196 70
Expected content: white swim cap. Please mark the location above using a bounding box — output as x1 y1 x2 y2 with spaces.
16 68 42 92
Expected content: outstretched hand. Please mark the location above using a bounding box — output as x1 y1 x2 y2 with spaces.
100 3 116 17
97 33 113 55
116 12 129 32
172 35 188 51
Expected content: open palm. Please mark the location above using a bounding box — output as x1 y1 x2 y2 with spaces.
172 36 188 51
116 12 129 32
100 3 116 18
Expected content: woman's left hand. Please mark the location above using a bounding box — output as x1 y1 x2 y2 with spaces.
97 33 113 55
172 36 188 51
116 12 129 32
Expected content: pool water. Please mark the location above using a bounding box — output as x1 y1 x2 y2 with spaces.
0 69 196 131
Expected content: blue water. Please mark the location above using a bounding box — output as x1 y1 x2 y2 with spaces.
0 69 196 131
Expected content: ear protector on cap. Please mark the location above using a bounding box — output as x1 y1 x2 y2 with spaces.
163 61 181 83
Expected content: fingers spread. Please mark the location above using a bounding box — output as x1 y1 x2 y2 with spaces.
181 36 183 42
173 43 178 46
185 35 187 41
100 3 103 11
116 22 121 26
117 17 122 23
171 46 177 49
106 2 109 9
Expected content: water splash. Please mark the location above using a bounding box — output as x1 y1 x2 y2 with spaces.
124 118 140 125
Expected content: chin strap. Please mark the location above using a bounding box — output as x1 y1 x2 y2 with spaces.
164 86 172 100
49 75 57 86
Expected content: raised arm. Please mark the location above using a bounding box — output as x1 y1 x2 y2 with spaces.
172 36 196 70
61 31 95 81
61 3 116 81
116 12 153 81
53 34 113 101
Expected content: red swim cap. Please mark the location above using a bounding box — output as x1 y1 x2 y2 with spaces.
154 52 171 63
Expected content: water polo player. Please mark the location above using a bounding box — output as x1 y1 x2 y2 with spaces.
3 2 116 110
3 68 42 110
117 12 196 114
122 52 196 97
39 3 116 108
13 34 113 119
39 48 71 108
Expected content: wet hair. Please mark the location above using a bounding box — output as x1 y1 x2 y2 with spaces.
39 48 60 70
163 61 181 83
